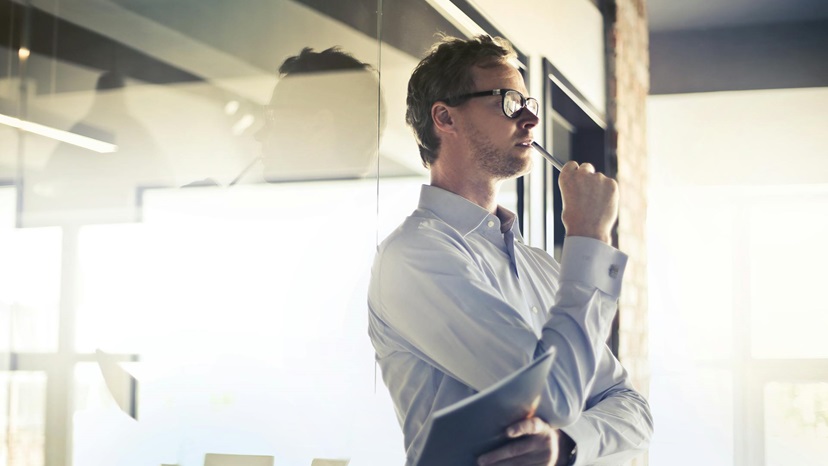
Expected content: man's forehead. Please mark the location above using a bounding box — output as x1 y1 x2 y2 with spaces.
471 63 528 93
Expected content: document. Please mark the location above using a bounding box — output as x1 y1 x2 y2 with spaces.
415 348 557 466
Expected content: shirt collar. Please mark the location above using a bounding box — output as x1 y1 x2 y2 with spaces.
417 185 520 237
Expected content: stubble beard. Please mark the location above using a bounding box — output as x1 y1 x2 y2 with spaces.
467 126 530 180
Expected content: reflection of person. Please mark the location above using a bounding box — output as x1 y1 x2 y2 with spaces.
249 46 380 183
368 36 653 465
185 46 380 187
29 71 172 224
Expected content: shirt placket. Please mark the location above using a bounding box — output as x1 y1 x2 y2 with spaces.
499 227 545 333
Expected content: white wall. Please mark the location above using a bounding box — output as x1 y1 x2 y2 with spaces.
473 0 607 112
647 87 828 466
649 87 828 187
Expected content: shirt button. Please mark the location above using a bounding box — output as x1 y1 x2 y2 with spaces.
532 306 539 314
487 220 495 228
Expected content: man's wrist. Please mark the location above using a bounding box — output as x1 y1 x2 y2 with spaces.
556 430 577 466
565 231 611 245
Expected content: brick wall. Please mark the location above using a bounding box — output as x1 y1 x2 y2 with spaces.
607 0 651 464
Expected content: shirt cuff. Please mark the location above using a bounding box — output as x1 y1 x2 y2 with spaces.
560 415 601 466
560 236 627 298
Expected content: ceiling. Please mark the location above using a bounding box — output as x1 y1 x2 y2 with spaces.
647 0 828 32
646 0 828 94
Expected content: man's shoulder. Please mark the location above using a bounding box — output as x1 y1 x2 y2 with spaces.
376 210 475 265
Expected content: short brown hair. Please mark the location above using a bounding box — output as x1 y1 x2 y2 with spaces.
405 35 517 167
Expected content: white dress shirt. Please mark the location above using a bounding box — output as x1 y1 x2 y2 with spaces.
368 185 653 465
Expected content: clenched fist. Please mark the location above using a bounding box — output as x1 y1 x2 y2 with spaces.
558 161 619 244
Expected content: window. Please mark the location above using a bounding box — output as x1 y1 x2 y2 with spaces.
648 185 828 465
540 59 608 259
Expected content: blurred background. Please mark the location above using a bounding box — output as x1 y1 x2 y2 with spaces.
0 0 826 465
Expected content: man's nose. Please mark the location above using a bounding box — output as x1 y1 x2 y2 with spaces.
519 109 539 129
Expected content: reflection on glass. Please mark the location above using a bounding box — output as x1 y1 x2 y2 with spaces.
0 371 47 466
184 46 383 187
256 47 381 183
23 71 174 226
765 381 828 466
65 37 406 465
750 196 828 359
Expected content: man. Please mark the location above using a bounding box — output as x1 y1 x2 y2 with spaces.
367 35 653 465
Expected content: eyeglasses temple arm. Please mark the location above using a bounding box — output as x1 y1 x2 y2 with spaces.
531 141 566 172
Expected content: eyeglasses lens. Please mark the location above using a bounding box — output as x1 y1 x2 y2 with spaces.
504 91 523 117
526 99 539 116
503 91 539 118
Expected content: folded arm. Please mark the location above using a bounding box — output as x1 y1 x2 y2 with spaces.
372 231 627 427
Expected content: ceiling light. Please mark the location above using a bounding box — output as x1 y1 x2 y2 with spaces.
0 113 118 153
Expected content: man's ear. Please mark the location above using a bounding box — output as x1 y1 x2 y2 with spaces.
431 102 456 135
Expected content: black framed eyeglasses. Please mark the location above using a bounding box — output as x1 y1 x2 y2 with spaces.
443 88 539 118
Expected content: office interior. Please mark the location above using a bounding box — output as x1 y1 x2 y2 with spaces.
1 0 826 465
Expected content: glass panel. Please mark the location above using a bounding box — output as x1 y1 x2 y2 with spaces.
0 3 18 187
0 186 14 228
648 369 734 466
0 226 61 353
12 0 388 228
750 193 828 359
8 0 405 464
4 1 553 465
0 186 15 366
0 371 47 466
73 362 169 466
765 381 828 466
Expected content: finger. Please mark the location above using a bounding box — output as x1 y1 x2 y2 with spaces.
561 160 580 173
577 162 595 174
506 417 549 438
608 177 619 194
486 449 553 466
477 436 548 466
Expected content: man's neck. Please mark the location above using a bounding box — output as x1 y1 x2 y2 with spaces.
430 167 501 214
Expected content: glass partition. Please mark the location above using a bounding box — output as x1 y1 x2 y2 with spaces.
1 1 397 465
1 1 533 464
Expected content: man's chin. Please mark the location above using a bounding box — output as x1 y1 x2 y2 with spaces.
506 154 533 179
492 159 532 181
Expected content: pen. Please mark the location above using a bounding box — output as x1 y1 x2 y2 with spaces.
531 141 567 172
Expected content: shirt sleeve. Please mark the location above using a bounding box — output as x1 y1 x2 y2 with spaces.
560 346 654 465
371 222 634 427
534 236 628 424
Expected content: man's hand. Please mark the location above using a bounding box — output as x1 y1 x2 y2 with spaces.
477 417 571 466
558 161 619 245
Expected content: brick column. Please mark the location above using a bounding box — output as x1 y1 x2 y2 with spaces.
607 0 650 464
